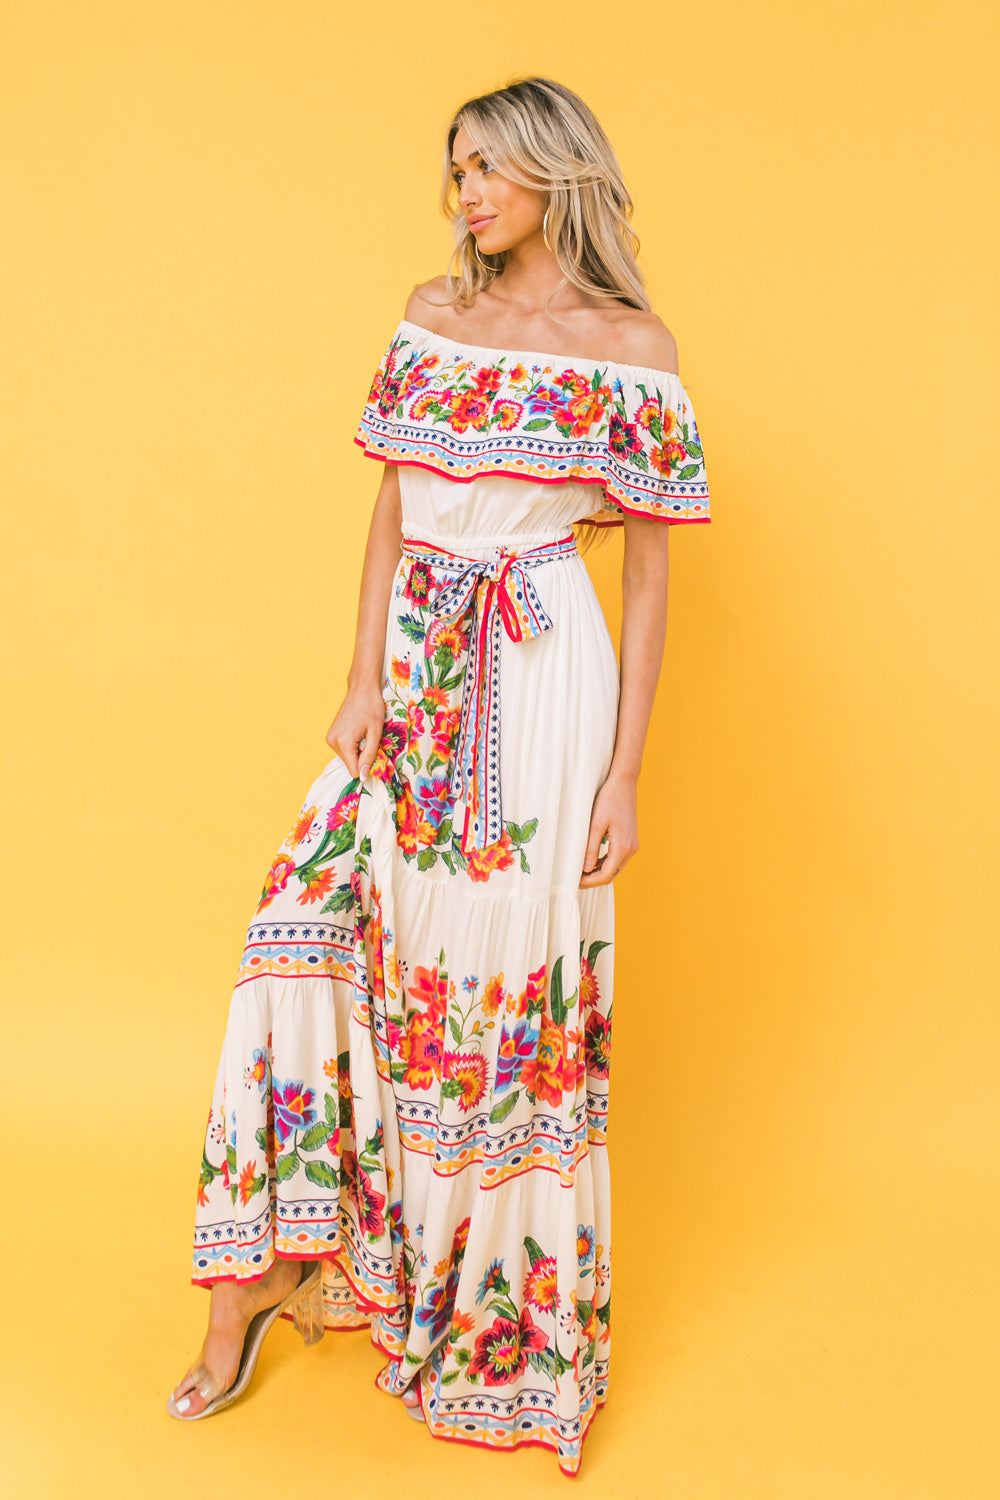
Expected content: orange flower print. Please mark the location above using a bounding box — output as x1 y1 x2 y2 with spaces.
395 784 437 855
566 388 609 437
425 620 469 662
422 684 450 709
196 1181 210 1208
296 867 337 905
522 1016 572 1108
400 1011 444 1090
509 363 527 383
322 1057 338 1082
430 706 461 759
368 882 386 1000
523 1255 559 1313
327 787 360 830
512 963 546 1020
493 399 523 430
238 1160 261 1207
579 955 600 1012
286 804 319 849
464 830 515 883
481 973 507 1017
407 962 450 1024
443 1050 488 1111
661 406 677 439
451 1309 476 1338
634 397 660 431
406 701 426 747
256 853 296 913
391 655 411 690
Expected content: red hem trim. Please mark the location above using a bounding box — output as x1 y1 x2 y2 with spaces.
353 436 710 525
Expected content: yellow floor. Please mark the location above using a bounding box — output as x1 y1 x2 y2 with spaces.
4 1029 996 1498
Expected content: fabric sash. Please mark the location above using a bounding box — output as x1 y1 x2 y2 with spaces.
400 532 579 853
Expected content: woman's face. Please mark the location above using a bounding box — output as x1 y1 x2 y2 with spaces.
450 124 548 257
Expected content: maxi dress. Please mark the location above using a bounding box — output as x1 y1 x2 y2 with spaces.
189 319 711 1475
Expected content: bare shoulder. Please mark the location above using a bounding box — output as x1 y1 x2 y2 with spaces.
609 309 679 375
403 276 458 334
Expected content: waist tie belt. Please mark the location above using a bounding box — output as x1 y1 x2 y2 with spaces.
400 532 579 853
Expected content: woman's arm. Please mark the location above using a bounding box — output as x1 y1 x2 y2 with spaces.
325 463 403 779
579 511 670 887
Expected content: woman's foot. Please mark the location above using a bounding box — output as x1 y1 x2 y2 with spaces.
402 1380 425 1421
170 1256 305 1417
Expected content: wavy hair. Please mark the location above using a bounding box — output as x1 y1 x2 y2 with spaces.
431 76 647 547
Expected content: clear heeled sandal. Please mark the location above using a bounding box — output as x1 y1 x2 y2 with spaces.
166 1260 325 1421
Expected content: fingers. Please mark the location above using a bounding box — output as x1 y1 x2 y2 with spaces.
579 830 638 887
582 821 607 876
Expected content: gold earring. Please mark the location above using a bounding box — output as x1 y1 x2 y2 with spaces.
473 241 496 273
542 207 552 252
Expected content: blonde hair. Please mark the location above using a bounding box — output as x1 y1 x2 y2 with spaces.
437 76 646 549
441 76 649 316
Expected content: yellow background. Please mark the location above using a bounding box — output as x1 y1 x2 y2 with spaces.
3 2 997 1495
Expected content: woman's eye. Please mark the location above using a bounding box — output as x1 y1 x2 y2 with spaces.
480 161 493 174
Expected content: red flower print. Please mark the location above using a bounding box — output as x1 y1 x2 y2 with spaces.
585 1011 612 1078
493 399 523 430
443 1050 488 1112
473 365 502 395
327 788 360 830
449 391 492 433
407 962 450 1024
579 955 600 1011
470 1308 549 1385
429 706 461 759
609 412 644 458
521 1016 573 1108
256 853 296 913
523 1255 559 1313
342 1149 386 1238
403 561 435 606
452 1215 472 1259
464 831 515 883
401 1011 444 1090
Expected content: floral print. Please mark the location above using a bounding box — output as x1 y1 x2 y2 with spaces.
355 319 712 524
183 338 699 1475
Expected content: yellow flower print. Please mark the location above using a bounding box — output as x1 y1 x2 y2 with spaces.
286 805 319 849
482 973 507 1017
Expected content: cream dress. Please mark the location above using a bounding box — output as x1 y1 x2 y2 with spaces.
189 321 710 1475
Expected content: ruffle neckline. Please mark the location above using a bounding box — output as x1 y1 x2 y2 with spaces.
354 320 712 526
395 319 687 390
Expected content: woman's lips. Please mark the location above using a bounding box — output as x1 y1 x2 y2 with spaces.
467 215 496 233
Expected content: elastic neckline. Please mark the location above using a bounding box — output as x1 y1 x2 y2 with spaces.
396 318 683 388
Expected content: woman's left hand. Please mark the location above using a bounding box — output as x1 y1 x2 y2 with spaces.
579 772 639 887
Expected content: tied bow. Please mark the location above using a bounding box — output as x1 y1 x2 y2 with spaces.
404 535 577 853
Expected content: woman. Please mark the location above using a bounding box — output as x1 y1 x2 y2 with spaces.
167 75 710 1476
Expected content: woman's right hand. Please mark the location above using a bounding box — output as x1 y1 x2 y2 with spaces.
325 682 386 780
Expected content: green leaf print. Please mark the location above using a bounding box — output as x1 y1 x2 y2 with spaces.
254 1127 269 1154
417 849 436 871
523 418 551 432
489 1090 520 1125
585 939 612 969
300 1120 333 1151
677 463 701 480
440 1369 461 1385
526 1347 557 1378
399 615 425 643
321 883 354 915
524 1236 546 1269
550 955 568 1026
275 1150 300 1183
304 1160 339 1190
